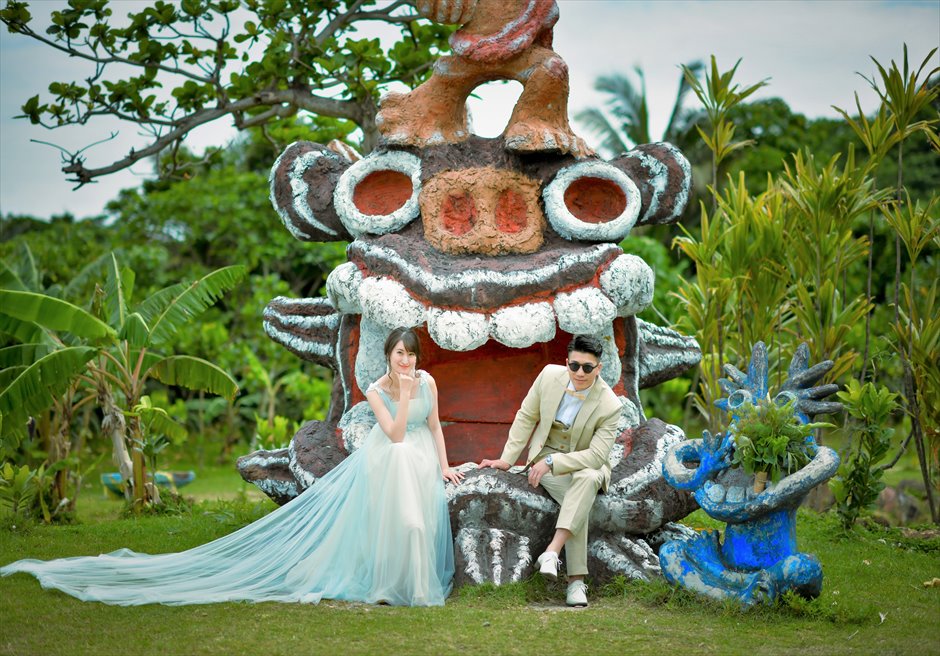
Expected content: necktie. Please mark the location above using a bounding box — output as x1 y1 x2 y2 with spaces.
565 388 585 401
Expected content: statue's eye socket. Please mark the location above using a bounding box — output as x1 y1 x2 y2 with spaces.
563 176 627 224
353 170 413 216
543 161 640 241
728 389 752 409
335 151 421 236
774 391 798 407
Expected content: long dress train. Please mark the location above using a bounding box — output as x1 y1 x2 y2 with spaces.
0 375 454 606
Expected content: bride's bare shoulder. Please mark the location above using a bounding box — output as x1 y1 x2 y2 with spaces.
367 374 392 394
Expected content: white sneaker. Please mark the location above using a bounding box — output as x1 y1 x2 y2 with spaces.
566 580 588 607
536 551 561 581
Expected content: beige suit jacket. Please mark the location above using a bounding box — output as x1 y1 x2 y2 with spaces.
498 364 622 491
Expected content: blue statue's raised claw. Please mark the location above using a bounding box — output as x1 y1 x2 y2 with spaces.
662 430 735 491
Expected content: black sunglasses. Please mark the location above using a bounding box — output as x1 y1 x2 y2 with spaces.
567 360 598 374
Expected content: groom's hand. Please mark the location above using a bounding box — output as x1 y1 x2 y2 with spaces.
527 459 550 488
479 458 510 470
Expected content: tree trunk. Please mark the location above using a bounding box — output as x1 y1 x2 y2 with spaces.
126 415 161 507
98 382 133 501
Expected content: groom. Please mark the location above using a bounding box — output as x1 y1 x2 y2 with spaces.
480 335 621 607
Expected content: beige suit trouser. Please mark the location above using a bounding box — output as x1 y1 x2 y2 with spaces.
539 467 605 577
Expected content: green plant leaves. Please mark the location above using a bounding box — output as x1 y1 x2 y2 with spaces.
731 399 819 481
143 265 247 346
0 346 97 441
0 290 116 341
103 252 132 328
148 355 238 400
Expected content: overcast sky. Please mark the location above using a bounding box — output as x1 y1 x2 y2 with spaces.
0 0 937 220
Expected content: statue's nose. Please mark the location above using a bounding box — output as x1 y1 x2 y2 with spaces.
420 167 545 255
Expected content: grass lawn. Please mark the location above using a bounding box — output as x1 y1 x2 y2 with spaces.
1 462 938 656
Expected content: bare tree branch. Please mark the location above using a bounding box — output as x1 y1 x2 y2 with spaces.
235 104 298 130
59 89 364 186
351 10 422 24
10 22 215 85
315 0 368 47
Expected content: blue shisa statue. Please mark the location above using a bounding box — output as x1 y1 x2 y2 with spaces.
660 342 842 605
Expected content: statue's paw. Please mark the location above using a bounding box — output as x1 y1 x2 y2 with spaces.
768 553 823 600
587 534 661 582
448 468 557 586
609 419 699 532
454 527 535 586
503 123 594 158
236 447 300 505
263 296 340 366
377 91 470 147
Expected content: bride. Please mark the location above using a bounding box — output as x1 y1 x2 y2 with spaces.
1 327 464 606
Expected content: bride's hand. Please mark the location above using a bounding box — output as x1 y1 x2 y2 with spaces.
442 468 464 485
397 372 416 399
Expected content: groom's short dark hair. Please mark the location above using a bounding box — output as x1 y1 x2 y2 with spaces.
567 335 603 359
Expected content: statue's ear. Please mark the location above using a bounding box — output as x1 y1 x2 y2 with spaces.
609 143 692 227
270 141 354 242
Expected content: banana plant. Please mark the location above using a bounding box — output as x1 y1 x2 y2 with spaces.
0 251 245 508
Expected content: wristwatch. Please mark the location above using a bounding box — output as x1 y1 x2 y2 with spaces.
544 454 554 472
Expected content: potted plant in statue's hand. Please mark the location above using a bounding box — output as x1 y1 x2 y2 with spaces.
730 398 833 493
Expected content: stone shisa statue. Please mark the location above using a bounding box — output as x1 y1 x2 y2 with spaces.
660 342 842 605
238 0 703 585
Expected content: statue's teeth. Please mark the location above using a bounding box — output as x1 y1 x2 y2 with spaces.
553 287 617 335
358 277 426 329
704 481 727 503
326 262 363 313
427 308 489 352
725 486 746 503
599 254 654 316
490 303 556 348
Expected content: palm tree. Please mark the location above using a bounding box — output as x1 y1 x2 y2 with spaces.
0 252 245 509
575 61 705 157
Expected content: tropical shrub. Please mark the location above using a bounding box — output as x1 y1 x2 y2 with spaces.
0 252 245 511
830 380 899 529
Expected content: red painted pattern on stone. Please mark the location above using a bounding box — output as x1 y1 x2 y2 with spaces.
441 192 478 236
495 188 529 234
450 0 559 64
563 176 627 224
353 170 413 215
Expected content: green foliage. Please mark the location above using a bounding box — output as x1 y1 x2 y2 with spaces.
253 414 295 451
0 0 452 184
0 249 246 510
862 45 939 154
0 290 115 340
0 346 97 449
683 55 768 195
894 281 940 481
0 459 71 523
830 380 899 529
0 462 36 517
730 399 828 483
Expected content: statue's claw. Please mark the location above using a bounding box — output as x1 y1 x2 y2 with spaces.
662 430 734 491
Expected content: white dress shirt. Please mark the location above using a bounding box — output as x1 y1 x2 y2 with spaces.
554 379 595 428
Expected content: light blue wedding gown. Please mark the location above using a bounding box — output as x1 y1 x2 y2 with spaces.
0 376 454 606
